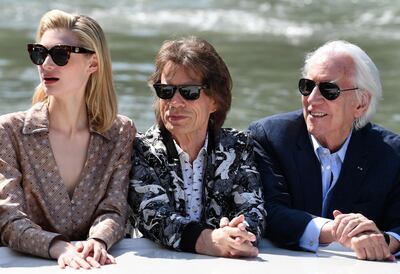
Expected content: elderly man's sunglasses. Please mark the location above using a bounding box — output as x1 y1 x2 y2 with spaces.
27 43 95 66
153 83 209 100
298 78 358 101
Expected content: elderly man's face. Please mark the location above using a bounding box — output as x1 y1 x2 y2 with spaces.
302 53 368 151
159 62 216 143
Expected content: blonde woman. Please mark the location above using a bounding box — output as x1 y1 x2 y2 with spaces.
0 10 135 269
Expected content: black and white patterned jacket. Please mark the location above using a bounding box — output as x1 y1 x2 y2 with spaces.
128 124 266 252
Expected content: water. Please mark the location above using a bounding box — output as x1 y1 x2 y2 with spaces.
1 0 400 132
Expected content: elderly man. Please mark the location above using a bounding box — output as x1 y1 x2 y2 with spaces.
249 40 400 261
129 36 266 258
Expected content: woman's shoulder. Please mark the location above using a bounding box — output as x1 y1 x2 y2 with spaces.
110 114 137 137
114 114 135 127
0 110 28 130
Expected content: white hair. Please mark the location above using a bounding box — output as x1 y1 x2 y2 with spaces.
301 40 382 130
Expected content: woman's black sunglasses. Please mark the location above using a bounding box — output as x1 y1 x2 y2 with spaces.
27 43 95 66
298 78 358 101
153 83 209 100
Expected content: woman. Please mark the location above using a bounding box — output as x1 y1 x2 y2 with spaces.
0 10 135 269
129 36 266 258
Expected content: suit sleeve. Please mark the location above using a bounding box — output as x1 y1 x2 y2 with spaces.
382 168 400 237
248 121 315 248
128 138 204 252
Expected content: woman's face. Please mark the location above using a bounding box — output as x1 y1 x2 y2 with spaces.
158 62 217 141
36 28 96 100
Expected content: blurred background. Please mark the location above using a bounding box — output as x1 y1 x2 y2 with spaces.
0 0 399 132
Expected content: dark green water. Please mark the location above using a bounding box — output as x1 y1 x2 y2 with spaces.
1 0 399 132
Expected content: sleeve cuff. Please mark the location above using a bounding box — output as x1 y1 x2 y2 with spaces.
386 231 400 256
299 217 331 252
179 222 205 253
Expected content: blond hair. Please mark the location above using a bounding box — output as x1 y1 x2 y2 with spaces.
32 9 117 132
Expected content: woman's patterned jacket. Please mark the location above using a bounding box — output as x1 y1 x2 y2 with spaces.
128 124 266 252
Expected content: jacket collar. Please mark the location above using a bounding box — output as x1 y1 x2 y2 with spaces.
157 125 215 164
22 102 112 141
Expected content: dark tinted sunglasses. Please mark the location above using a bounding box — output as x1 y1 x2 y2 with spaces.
298 78 358 100
27 43 95 66
153 83 209 100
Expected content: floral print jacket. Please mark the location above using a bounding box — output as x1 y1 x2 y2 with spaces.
128 125 266 252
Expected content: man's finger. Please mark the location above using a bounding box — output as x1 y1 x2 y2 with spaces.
332 209 342 218
219 217 230 228
347 221 378 237
229 215 244 227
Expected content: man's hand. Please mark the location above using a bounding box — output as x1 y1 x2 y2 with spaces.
350 232 394 261
332 210 380 247
196 215 258 258
319 221 334 244
331 210 395 261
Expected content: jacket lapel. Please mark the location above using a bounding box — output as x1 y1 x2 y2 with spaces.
293 119 323 215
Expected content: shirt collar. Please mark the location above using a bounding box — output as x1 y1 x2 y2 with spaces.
22 101 113 141
310 129 352 163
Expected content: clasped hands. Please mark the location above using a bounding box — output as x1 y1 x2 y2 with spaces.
323 209 398 261
49 238 116 269
195 214 258 258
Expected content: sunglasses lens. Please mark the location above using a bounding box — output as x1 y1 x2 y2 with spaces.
155 85 175 99
298 79 315 96
50 47 69 66
319 82 340 100
30 46 47 65
179 86 201 100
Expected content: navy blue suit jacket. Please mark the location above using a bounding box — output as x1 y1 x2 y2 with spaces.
249 110 400 248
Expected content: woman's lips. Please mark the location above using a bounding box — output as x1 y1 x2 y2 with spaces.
43 77 59 84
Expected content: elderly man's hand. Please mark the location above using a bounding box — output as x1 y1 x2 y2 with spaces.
331 210 380 248
350 231 395 261
195 215 258 258
331 210 396 261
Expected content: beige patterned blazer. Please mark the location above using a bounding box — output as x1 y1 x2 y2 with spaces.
0 102 135 258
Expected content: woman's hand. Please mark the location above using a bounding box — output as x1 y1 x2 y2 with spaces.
77 239 116 267
49 240 91 269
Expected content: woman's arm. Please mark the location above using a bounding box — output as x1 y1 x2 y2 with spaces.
88 118 136 250
0 122 67 258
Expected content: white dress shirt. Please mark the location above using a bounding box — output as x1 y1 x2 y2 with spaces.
174 137 208 222
299 132 351 251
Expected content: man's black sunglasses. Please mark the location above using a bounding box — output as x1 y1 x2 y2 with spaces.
298 78 358 101
153 83 209 101
27 43 95 66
